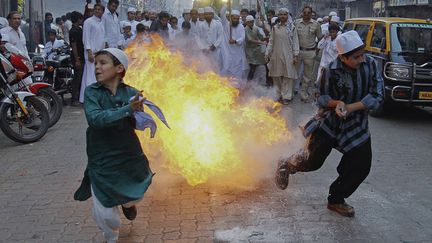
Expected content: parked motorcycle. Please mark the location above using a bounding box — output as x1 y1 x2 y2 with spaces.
0 52 50 143
42 43 74 102
5 43 63 127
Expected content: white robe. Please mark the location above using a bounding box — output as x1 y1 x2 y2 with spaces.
121 19 139 35
0 26 28 57
219 8 248 80
196 19 224 73
189 19 201 37
102 9 122 48
43 39 65 60
316 35 338 83
80 16 105 103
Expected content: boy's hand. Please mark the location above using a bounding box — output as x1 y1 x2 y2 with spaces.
130 91 146 112
335 101 348 119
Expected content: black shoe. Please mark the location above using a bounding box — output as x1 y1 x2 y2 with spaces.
275 158 296 190
327 202 355 217
121 205 137 220
282 99 292 105
70 100 82 107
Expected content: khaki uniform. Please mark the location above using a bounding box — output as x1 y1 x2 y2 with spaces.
295 19 322 100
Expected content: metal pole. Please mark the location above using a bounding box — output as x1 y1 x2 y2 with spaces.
229 0 232 40
28 0 33 52
41 0 46 44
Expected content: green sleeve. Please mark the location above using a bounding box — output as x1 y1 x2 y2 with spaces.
83 87 133 129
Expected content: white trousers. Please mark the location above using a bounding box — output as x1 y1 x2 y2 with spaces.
273 77 294 100
91 187 141 243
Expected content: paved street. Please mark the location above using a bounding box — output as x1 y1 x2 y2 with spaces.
0 98 431 243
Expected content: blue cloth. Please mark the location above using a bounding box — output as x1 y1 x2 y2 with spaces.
129 97 170 138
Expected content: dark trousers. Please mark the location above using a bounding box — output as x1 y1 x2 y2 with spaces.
292 129 372 204
71 62 83 102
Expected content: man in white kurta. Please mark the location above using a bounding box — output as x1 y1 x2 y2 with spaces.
102 0 122 48
196 7 225 73
189 9 201 37
121 7 139 35
0 12 28 57
219 7 248 80
80 4 105 103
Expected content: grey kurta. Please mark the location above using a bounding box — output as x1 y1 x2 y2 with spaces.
265 23 300 79
245 25 266 65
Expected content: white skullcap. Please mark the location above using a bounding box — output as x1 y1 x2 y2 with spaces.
0 33 9 42
323 16 329 20
271 16 278 24
127 7 137 13
329 11 337 17
331 16 340 23
245 15 254 22
87 3 94 9
121 21 132 28
231 10 240 16
204 7 214 13
102 48 129 71
198 8 204 14
317 17 323 22
335 30 364 55
278 8 289 14
183 8 191 14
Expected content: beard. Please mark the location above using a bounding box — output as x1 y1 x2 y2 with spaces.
232 21 239 27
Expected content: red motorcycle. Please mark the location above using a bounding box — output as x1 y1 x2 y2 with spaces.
0 52 50 143
5 43 62 127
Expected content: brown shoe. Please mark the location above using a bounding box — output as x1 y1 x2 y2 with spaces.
327 202 355 217
121 205 137 220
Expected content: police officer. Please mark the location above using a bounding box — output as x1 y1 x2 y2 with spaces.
295 6 322 102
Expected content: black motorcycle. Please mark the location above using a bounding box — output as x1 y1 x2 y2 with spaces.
43 43 74 104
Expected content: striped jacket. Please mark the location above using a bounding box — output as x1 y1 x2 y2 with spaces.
303 55 384 152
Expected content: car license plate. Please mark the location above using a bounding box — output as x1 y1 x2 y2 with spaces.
419 92 432 100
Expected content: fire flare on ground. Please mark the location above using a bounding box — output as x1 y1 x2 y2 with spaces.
124 35 291 186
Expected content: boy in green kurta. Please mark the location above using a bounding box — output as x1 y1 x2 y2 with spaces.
74 48 153 243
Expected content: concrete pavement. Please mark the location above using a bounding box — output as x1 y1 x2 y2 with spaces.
0 99 431 243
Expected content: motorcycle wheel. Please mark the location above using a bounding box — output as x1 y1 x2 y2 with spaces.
0 96 50 143
37 87 63 127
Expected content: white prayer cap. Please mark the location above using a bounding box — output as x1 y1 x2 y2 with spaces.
121 21 132 28
231 10 240 16
331 16 340 23
102 48 129 71
317 17 323 22
278 8 289 14
0 33 9 42
183 8 191 14
87 3 94 9
198 8 204 14
127 7 137 13
245 15 254 22
271 16 278 24
204 7 214 13
323 16 329 20
335 30 364 55
329 11 337 17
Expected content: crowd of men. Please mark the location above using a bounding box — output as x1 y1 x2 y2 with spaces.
0 0 343 106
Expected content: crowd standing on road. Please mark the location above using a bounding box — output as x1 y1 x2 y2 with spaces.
0 1 385 242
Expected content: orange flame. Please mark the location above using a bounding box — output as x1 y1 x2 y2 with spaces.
124 35 291 186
